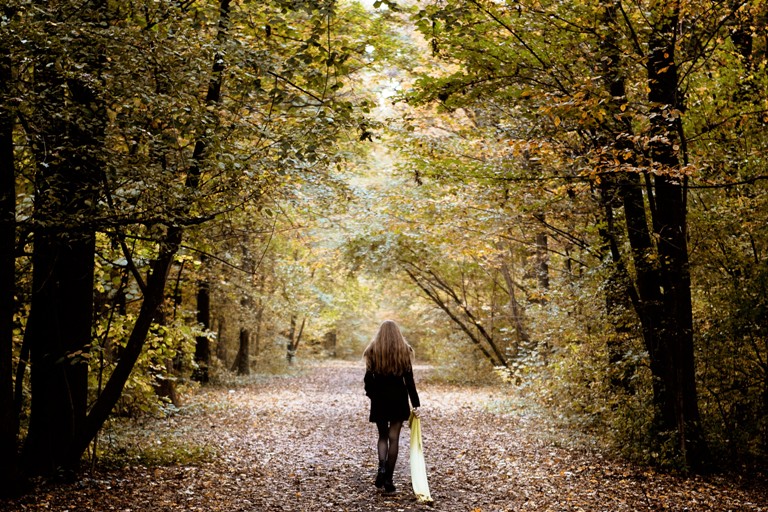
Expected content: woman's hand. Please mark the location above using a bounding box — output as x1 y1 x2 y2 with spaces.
412 407 420 418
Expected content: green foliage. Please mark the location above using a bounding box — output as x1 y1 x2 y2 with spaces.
691 185 768 465
422 330 502 385
388 0 768 469
3 0 395 476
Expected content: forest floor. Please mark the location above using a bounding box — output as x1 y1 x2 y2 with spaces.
3 360 767 511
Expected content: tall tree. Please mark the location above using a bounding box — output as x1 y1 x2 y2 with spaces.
0 6 20 494
69 0 234 466
634 0 707 467
192 277 212 383
20 0 107 474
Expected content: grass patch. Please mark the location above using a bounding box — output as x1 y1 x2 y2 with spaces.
95 418 217 469
98 439 216 468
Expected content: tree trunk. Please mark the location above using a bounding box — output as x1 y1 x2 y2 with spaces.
192 279 211 383
642 3 707 469
323 329 337 358
21 0 106 472
532 213 549 291
150 303 180 407
0 32 21 495
70 229 183 464
286 316 297 363
253 304 263 357
21 230 95 475
296 318 306 350
591 0 708 469
500 260 530 349
596 2 641 394
216 316 228 365
286 315 306 364
232 328 250 376
597 180 637 393
153 359 181 408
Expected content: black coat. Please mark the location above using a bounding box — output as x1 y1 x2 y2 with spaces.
364 370 420 423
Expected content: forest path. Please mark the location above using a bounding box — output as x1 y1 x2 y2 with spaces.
5 360 767 511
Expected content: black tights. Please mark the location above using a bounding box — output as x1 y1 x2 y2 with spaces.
376 420 403 473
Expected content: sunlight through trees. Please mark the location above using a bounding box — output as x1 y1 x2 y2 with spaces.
1 0 767 496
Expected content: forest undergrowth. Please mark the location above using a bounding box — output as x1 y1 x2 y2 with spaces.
3 361 766 511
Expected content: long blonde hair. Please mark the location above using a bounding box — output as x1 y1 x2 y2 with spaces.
363 320 414 375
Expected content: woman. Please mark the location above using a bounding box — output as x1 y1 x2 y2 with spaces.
363 320 420 493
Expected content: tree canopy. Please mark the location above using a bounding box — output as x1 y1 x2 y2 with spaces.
1 0 768 494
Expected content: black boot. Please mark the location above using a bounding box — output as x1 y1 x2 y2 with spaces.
375 460 386 488
383 469 396 493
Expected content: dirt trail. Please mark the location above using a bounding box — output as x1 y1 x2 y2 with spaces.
4 360 767 511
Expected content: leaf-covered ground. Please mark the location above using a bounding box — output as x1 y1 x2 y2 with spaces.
4 361 767 511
